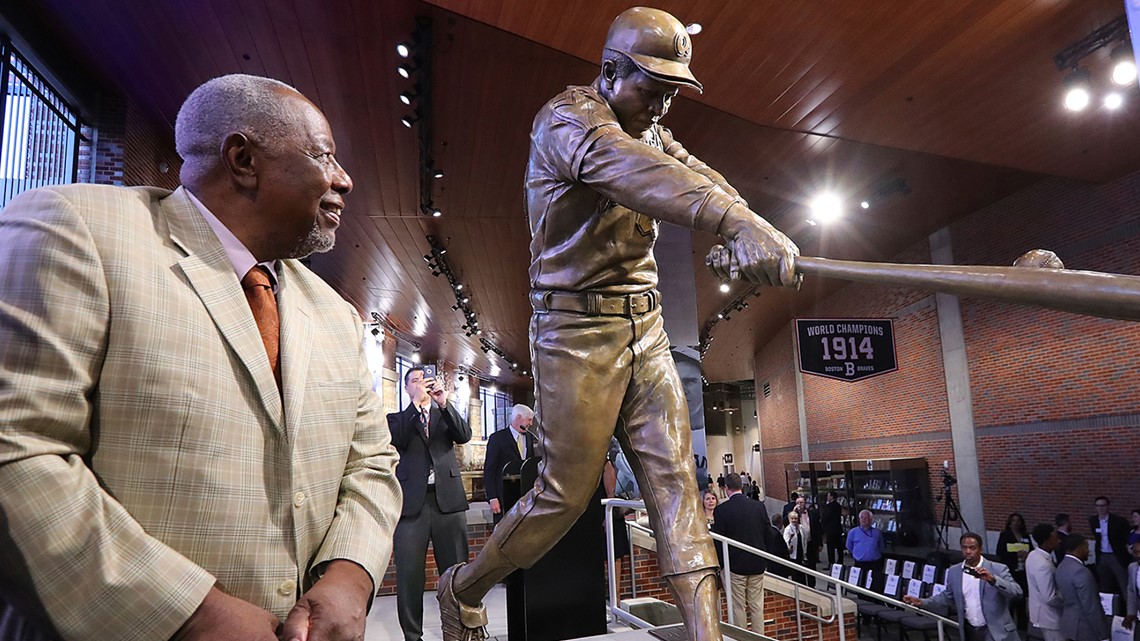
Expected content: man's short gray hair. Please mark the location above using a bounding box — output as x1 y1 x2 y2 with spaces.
174 74 299 162
510 404 534 422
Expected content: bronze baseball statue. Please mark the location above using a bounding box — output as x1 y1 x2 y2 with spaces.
437 7 798 641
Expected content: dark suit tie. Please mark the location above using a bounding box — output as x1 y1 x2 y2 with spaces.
421 406 430 439
241 266 279 386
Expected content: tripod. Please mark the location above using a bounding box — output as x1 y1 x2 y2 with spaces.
935 483 969 551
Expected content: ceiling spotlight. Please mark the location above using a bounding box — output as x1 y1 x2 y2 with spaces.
1104 92 1124 110
432 168 444 179
860 201 870 209
717 312 725 319
401 114 419 128
462 297 470 304
805 219 818 226
1063 68 1091 111
719 282 730 293
686 23 702 35
411 351 422 363
423 254 432 261
399 90 418 106
396 62 418 79
396 42 412 58
455 284 463 290
809 192 843 223
1111 44 1137 86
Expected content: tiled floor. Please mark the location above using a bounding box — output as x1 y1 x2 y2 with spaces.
364 585 638 641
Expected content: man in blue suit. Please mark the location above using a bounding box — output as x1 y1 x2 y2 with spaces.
904 532 1022 641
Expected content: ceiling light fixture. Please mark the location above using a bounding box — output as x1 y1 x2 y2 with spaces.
685 23 702 35
1111 44 1137 85
719 282 730 293
1104 92 1124 110
809 192 843 224
1063 68 1091 111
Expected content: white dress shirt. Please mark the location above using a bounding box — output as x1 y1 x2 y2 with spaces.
961 563 986 627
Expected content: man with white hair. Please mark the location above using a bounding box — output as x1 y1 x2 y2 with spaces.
483 404 536 525
847 509 886 589
0 74 401 641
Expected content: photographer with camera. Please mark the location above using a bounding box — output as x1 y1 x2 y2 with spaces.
389 365 472 641
904 532 1022 641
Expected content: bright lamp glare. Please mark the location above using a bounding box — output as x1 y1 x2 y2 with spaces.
411 352 421 364
396 43 411 58
1105 92 1124 110
1113 60 1137 86
719 283 730 293
860 201 870 209
1064 88 1090 111
809 193 843 223
686 23 702 35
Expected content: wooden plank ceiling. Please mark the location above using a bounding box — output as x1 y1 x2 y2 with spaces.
20 0 1140 386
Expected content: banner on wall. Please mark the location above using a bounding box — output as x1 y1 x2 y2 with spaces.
795 319 897 382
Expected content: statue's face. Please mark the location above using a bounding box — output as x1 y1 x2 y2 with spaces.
604 66 678 137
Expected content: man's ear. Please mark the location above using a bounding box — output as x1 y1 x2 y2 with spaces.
601 60 617 88
221 132 258 189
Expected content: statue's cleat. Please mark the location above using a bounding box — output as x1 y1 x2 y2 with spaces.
437 564 489 641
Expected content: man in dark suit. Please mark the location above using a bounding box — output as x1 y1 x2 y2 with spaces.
482 404 535 524
390 366 473 641
711 473 773 634
904 532 1022 641
820 491 845 567
1055 533 1110 641
782 492 800 522
1089 495 1131 595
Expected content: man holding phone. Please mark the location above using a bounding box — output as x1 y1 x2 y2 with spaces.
904 533 1022 641
389 366 472 641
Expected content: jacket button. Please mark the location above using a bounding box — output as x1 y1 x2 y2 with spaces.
278 579 296 596
293 491 306 508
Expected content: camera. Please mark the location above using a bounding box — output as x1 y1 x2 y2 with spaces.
962 565 982 578
941 469 957 488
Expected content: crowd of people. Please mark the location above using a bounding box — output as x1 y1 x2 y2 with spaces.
697 479 1140 641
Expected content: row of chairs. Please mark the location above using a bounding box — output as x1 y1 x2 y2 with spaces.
829 562 953 641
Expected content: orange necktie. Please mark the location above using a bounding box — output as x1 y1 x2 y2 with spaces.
242 266 280 386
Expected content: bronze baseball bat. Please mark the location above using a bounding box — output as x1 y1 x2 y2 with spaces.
794 255 1140 322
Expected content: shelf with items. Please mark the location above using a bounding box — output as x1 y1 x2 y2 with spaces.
784 457 933 547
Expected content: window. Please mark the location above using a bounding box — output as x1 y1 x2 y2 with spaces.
479 385 512 439
394 355 415 411
0 39 83 206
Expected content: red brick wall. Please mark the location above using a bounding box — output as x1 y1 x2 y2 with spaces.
752 170 1140 536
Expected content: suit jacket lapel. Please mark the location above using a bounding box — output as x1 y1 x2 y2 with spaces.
162 187 285 433
276 263 312 443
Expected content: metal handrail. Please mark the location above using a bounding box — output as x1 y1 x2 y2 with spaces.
602 498 959 641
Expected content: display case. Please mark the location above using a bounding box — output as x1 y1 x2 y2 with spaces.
785 457 933 547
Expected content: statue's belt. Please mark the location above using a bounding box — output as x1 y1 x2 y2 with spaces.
530 289 660 317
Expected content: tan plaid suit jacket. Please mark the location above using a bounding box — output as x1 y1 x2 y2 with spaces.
0 185 402 640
